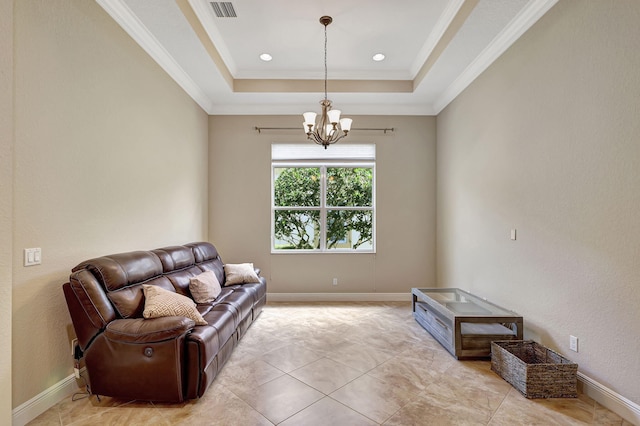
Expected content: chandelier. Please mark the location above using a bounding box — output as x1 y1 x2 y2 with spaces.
303 16 352 149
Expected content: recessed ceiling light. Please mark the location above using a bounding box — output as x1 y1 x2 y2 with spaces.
372 53 385 62
259 53 273 62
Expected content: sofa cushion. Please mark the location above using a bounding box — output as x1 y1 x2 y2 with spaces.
74 251 163 292
218 290 254 323
142 284 207 325
188 242 219 263
108 276 173 319
188 242 225 285
223 263 260 285
189 271 222 304
202 305 237 343
165 266 204 297
152 246 195 272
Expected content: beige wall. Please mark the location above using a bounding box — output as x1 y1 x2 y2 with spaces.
1 0 13 422
209 115 436 294
12 0 639 417
437 0 640 405
12 0 208 407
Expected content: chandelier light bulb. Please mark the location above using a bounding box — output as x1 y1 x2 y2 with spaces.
303 112 317 125
327 109 341 124
339 118 353 132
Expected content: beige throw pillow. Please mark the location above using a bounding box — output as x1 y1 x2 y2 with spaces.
142 284 207 325
189 271 222 304
223 263 260 285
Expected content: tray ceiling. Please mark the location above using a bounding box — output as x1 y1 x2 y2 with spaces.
97 0 558 115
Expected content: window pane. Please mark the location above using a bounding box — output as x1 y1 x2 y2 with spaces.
274 210 320 250
274 167 320 207
326 210 373 250
327 167 373 207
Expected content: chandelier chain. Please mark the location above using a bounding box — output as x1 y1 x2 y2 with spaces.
324 22 328 101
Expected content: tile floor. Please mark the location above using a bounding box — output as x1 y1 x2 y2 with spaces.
29 302 633 425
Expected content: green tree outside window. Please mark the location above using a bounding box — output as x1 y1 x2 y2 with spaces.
274 166 373 251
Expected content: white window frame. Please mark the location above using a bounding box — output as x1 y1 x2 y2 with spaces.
271 145 376 254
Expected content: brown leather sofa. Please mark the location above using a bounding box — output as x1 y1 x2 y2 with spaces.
62 241 266 402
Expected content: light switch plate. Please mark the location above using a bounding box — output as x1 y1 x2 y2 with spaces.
24 248 42 266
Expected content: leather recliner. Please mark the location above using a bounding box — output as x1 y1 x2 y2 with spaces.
62 241 266 402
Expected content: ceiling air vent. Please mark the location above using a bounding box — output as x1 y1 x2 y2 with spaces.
210 2 237 18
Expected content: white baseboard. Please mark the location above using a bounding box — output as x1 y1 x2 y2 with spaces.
578 373 640 425
12 339 639 426
11 295 409 424
266 292 411 302
12 371 84 426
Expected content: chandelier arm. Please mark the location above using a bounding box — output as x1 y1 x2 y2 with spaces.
308 132 347 149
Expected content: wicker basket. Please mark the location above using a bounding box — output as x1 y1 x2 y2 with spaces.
491 340 577 398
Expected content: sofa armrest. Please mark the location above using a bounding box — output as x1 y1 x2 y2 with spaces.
86 317 194 401
105 317 195 344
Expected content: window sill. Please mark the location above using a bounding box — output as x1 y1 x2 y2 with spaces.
270 250 376 255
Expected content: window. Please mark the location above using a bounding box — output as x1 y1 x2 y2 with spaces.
272 144 375 253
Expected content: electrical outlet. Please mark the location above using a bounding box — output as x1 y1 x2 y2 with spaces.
569 335 578 352
332 278 338 286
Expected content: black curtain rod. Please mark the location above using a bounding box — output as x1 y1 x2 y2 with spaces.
254 126 394 134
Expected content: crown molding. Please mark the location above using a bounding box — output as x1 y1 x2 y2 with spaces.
207 102 436 116
432 0 559 114
96 0 215 113
410 0 467 78
186 0 237 75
